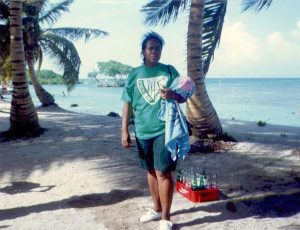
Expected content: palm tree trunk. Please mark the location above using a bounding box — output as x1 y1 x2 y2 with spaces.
186 0 222 142
9 0 41 136
27 57 55 106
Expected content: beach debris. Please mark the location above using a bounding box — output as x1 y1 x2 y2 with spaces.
189 132 237 153
226 201 237 212
189 136 236 153
107 111 120 117
70 104 78 107
257 120 267 126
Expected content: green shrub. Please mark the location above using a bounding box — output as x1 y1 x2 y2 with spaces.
27 69 64 84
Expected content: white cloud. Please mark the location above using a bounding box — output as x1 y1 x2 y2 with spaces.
266 20 300 63
291 20 300 38
209 20 300 77
266 32 296 60
216 22 262 64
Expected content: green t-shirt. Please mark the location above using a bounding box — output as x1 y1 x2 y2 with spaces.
121 63 179 139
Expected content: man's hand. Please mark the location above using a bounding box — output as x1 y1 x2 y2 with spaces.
121 102 132 148
160 87 176 100
121 131 131 148
161 87 186 103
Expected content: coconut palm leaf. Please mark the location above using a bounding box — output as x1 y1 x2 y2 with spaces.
202 0 227 76
26 0 48 15
41 41 79 90
46 27 109 42
241 0 273 11
141 0 189 27
38 0 73 25
40 34 80 90
45 34 81 66
42 33 81 66
23 0 45 17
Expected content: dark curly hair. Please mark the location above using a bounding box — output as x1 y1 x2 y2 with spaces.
141 31 165 63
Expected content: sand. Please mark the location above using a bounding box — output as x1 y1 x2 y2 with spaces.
0 99 300 230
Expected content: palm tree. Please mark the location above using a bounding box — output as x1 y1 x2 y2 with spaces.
8 0 41 136
142 0 227 144
1 0 108 106
21 0 108 106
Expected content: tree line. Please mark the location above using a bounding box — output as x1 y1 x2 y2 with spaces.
26 69 64 85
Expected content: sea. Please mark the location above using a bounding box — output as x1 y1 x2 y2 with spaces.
6 78 300 128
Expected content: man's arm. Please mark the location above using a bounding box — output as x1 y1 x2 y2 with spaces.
121 102 133 148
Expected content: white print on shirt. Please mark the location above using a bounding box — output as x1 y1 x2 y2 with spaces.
137 76 168 105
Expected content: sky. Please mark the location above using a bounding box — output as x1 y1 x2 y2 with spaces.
43 0 300 78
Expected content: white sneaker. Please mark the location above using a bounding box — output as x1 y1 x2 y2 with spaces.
139 208 162 223
159 220 173 230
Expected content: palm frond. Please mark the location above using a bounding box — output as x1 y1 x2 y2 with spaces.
45 27 108 42
30 0 48 14
23 0 48 17
241 0 273 12
0 0 9 20
38 0 73 25
40 34 80 91
141 0 189 26
202 0 227 76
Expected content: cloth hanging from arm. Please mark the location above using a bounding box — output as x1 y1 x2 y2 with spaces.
157 76 195 161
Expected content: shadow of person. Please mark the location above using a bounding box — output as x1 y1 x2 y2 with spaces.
0 189 145 221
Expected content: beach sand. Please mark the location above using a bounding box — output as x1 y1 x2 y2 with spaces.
0 99 300 230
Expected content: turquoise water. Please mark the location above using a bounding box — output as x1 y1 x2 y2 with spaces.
26 78 299 127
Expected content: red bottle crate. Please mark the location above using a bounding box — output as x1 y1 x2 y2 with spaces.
176 181 220 203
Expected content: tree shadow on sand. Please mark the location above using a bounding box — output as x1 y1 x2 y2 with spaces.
0 189 145 221
1 106 300 228
0 181 55 195
171 138 300 229
172 190 300 229
0 105 127 180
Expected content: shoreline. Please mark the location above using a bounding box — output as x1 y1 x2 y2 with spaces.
2 79 300 128
1 99 300 229
1 99 300 145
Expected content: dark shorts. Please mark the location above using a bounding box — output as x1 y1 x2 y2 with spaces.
135 134 177 172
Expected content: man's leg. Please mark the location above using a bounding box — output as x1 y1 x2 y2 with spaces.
148 169 162 212
156 170 174 221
